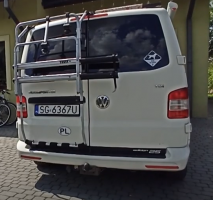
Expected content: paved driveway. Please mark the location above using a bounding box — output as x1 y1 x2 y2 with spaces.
0 115 213 200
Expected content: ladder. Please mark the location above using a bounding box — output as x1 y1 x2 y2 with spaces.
14 11 119 147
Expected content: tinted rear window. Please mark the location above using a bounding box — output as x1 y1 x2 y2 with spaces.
25 14 169 76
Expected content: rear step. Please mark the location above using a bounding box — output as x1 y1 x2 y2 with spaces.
26 140 167 159
14 11 120 147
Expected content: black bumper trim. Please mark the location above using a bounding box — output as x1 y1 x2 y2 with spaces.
28 96 86 105
26 141 166 159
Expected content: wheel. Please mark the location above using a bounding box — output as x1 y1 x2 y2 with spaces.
0 103 11 127
168 166 187 181
6 102 17 126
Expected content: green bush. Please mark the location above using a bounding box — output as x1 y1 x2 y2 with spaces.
208 62 213 94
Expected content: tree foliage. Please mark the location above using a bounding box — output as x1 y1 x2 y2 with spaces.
209 0 213 60
208 1 213 94
208 62 213 93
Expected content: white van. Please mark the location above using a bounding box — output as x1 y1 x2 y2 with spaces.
15 2 192 180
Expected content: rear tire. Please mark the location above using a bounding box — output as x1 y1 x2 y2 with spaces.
0 104 10 127
168 166 187 181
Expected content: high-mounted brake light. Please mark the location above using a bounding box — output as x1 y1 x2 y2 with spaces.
16 96 28 118
168 88 189 119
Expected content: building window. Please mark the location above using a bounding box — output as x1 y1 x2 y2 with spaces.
0 35 11 90
0 41 6 90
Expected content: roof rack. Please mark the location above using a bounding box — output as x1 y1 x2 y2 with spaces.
95 2 161 14
70 1 177 20
14 11 119 148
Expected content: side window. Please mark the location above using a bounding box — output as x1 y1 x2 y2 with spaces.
0 41 6 89
88 14 169 72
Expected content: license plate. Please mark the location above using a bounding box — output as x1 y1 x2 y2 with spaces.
34 105 80 116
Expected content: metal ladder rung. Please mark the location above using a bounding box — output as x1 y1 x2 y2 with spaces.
15 12 86 43
17 73 77 83
15 35 78 52
15 58 77 70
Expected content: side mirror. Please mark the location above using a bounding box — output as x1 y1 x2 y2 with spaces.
167 1 178 20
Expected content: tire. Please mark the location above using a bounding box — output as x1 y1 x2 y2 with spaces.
6 102 17 126
0 103 11 127
168 166 187 181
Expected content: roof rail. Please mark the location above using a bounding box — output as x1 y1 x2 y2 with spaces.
95 3 161 14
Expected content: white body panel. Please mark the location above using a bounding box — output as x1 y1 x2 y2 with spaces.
17 81 90 145
89 70 188 148
16 7 192 172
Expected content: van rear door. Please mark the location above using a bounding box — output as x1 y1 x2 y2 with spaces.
87 11 189 152
22 22 89 146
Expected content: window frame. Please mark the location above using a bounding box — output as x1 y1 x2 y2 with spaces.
0 35 11 90
26 13 169 74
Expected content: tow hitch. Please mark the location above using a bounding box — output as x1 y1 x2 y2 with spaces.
66 163 103 176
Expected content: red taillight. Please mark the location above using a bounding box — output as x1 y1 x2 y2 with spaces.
145 165 179 170
16 96 28 118
168 88 189 119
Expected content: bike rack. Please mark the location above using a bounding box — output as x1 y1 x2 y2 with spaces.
13 11 119 147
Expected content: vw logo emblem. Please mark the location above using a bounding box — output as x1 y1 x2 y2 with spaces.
96 95 110 109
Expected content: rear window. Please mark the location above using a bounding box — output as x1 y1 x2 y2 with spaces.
25 14 169 76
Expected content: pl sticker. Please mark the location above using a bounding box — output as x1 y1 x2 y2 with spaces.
144 50 162 67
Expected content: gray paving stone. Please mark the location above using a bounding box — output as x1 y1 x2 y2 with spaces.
14 194 27 199
24 195 34 200
23 190 35 195
41 192 54 198
7 198 19 200
32 197 45 200
1 104 213 200
33 191 44 197
9 188 25 194
0 191 16 197
1 187 11 191
0 195 9 200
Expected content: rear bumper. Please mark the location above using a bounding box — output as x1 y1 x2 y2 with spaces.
17 140 190 171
